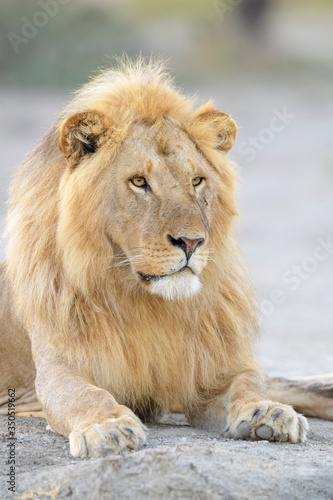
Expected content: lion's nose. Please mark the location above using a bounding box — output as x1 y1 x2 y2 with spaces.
167 235 205 261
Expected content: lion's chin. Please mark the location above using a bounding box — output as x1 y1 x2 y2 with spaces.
142 268 202 301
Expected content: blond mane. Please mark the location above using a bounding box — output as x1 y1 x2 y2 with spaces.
6 58 258 414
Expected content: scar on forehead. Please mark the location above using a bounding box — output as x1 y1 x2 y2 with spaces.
146 159 154 172
157 132 170 155
187 158 197 172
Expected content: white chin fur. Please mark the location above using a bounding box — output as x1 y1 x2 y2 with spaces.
149 271 201 301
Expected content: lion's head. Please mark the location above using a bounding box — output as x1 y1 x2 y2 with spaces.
57 92 237 301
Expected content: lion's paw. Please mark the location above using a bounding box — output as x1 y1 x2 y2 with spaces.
69 406 146 458
226 401 308 443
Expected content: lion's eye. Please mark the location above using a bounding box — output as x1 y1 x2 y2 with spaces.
192 177 203 187
131 176 147 188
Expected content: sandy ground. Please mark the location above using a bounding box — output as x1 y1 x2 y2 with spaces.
0 74 332 498
0 415 332 500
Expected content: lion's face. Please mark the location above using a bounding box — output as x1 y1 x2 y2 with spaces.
104 120 216 300
59 105 237 301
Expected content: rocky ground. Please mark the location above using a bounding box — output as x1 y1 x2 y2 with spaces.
0 70 332 499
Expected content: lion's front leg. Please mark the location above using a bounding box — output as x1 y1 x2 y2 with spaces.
32 337 146 458
188 371 308 443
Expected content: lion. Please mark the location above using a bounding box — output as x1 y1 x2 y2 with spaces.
0 58 332 458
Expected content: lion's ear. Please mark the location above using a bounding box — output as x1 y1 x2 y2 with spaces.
193 103 237 153
59 110 110 169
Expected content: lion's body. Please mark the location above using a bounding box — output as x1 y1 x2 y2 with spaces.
0 59 331 456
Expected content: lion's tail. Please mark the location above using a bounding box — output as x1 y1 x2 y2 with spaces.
266 374 333 421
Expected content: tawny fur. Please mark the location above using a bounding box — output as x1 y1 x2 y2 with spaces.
4 59 256 412
0 58 331 456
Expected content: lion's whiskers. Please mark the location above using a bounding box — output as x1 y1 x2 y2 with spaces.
108 254 146 269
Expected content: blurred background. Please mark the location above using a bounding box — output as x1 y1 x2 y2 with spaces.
0 0 332 376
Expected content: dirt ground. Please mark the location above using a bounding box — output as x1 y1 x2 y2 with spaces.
0 70 332 499
0 414 333 500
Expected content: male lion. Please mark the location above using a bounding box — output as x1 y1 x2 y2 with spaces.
0 59 332 458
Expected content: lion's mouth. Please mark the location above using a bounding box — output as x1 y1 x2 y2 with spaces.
139 273 162 282
139 266 189 283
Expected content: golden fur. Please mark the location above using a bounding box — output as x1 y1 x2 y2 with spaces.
0 58 331 457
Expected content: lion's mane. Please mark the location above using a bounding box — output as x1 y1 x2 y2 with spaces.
6 59 258 414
